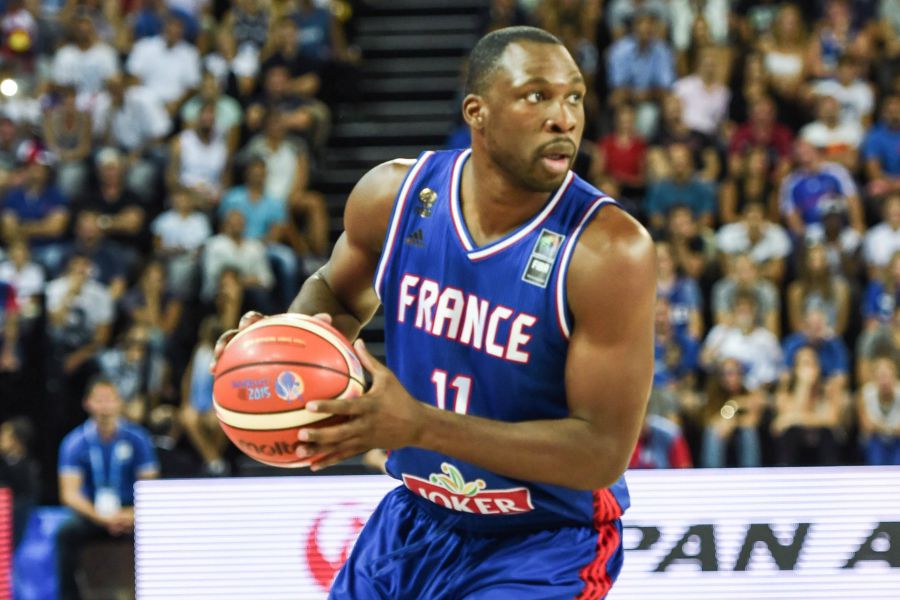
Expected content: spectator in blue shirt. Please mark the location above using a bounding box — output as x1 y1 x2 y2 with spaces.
0 155 70 273
783 305 850 391
653 296 700 391
645 144 716 231
862 251 900 328
56 377 158 600
607 11 674 138
220 158 298 307
656 240 704 339
862 94 900 199
779 140 865 236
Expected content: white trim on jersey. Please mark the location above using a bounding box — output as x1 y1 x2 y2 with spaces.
373 152 435 301
450 148 575 262
554 197 615 340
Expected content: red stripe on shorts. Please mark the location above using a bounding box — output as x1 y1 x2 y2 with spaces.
576 489 623 600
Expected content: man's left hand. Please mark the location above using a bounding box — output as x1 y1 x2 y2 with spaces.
295 340 427 471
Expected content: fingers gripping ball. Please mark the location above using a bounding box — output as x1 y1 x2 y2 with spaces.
213 314 365 467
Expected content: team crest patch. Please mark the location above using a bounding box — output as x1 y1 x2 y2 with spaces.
416 188 437 217
402 463 534 515
522 229 565 287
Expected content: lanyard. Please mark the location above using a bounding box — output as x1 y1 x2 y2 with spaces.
85 420 123 493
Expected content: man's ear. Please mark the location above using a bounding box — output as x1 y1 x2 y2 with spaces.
462 94 486 130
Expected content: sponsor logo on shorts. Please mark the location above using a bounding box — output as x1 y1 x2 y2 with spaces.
402 462 534 515
275 371 304 401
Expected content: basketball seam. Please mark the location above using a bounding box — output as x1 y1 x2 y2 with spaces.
215 360 366 390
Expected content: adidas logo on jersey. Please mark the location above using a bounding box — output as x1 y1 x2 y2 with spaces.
404 229 425 248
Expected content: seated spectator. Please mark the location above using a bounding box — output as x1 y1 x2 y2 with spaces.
51 14 119 110
246 65 330 157
223 0 269 53
606 0 670 41
780 140 865 236
120 260 183 400
787 242 851 335
74 148 148 258
592 103 647 203
212 267 246 329
43 85 93 199
701 289 783 390
180 71 243 144
180 316 229 475
126 13 201 115
858 304 900 385
664 205 717 281
647 94 720 183
772 346 843 466
259 16 322 102
859 249 900 338
783 305 850 392
728 96 794 177
669 0 730 64
656 240 703 339
863 193 900 277
811 55 875 128
167 102 230 209
756 4 808 130
98 326 153 423
716 201 791 283
0 117 26 186
0 416 38 548
861 94 900 199
201 210 274 313
653 296 700 395
799 94 863 171
92 74 171 201
807 0 874 81
0 239 44 327
701 358 765 468
240 109 306 204
65 210 128 300
629 413 693 469
645 144 716 231
720 149 778 226
45 254 114 417
220 158 298 307
673 48 730 139
858 354 900 465
203 28 259 101
607 11 674 138
150 186 212 298
1 154 70 273
712 253 781 335
56 377 158 600
803 195 862 280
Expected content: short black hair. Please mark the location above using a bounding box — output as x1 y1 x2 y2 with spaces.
465 26 563 96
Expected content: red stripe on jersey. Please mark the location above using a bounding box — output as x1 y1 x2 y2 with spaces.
576 489 623 599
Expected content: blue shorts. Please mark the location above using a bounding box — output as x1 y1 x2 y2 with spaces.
329 486 623 600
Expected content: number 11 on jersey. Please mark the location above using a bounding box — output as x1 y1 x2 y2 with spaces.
431 370 472 414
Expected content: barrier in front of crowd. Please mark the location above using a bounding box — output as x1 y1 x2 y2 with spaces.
135 467 900 599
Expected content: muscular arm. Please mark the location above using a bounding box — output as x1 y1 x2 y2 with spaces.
288 159 413 340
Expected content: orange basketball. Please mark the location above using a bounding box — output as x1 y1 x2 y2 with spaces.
213 314 365 467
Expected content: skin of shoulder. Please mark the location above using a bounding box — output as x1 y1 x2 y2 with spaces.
342 158 416 258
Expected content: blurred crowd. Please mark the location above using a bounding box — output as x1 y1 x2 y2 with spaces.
0 0 362 522
473 0 900 471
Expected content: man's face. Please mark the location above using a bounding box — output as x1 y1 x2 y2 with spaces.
634 15 654 44
669 145 693 178
885 196 900 227
25 162 48 187
246 161 266 186
818 96 839 123
85 384 122 420
265 68 288 97
884 97 900 128
164 18 184 45
475 41 585 193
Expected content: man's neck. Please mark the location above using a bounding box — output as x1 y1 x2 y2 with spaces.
95 418 118 440
461 149 557 246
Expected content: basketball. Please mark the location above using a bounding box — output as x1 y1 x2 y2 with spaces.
213 314 366 467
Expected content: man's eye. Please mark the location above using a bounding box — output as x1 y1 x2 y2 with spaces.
526 91 544 103
568 93 583 103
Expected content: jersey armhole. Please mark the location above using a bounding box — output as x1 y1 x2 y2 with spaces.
373 151 435 301
554 198 620 340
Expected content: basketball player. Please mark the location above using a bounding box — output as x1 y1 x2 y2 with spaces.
214 26 655 598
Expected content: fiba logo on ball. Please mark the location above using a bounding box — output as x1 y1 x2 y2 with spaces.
275 371 305 401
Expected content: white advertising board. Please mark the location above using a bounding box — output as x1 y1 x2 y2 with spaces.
135 467 900 599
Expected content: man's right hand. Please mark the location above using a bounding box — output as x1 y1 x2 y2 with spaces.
209 311 334 374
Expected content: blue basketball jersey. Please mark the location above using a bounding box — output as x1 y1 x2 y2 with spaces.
373 148 630 533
